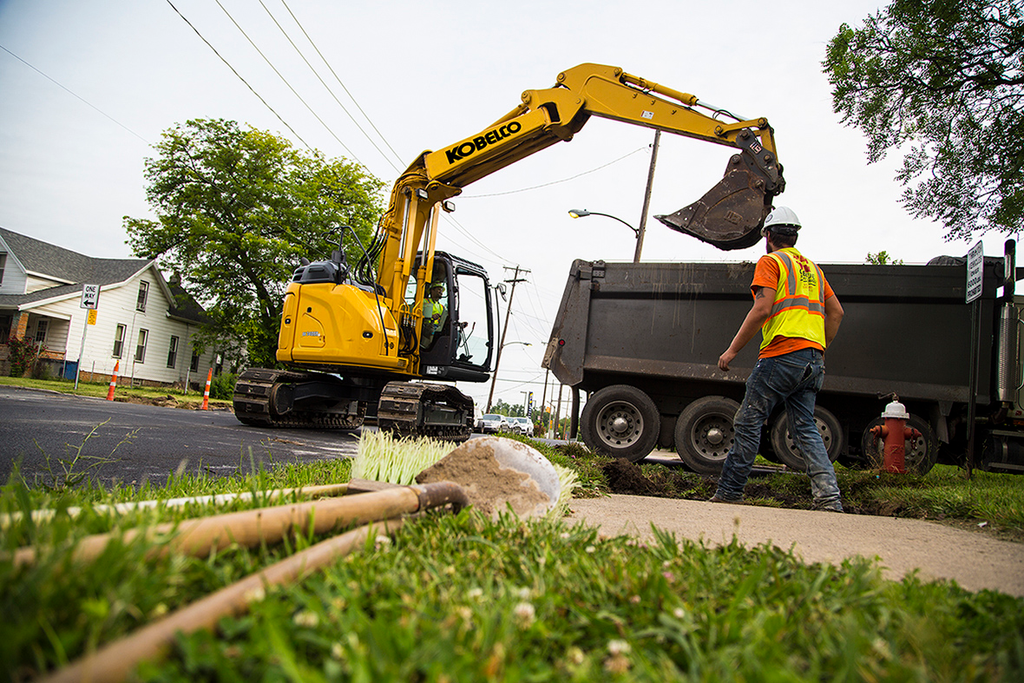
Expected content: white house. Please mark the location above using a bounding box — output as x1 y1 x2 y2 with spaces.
0 226 220 388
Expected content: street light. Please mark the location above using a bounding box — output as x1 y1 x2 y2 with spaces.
568 209 639 236
569 209 643 262
485 340 532 412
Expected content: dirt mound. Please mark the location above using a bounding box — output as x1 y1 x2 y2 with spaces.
416 439 553 518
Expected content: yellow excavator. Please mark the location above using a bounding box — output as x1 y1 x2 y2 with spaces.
232 63 785 440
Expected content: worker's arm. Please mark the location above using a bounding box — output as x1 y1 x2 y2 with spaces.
824 294 844 347
718 287 774 372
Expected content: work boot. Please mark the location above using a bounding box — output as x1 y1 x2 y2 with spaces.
813 500 844 513
708 493 744 505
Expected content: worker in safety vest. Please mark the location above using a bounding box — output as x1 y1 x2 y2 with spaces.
421 283 448 347
712 207 846 512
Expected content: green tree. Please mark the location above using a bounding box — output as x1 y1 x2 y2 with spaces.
824 0 1024 240
124 119 385 367
865 250 904 265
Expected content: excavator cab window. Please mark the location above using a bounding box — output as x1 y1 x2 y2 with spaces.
451 268 490 368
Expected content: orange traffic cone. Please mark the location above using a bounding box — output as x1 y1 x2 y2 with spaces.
201 368 213 410
106 361 119 401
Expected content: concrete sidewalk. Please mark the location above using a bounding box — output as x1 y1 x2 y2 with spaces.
568 494 1024 596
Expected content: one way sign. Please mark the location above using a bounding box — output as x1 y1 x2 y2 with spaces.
80 284 100 309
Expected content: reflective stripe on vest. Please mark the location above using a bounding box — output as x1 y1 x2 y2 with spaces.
759 248 827 351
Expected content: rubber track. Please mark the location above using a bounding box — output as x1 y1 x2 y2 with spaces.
232 368 364 430
378 381 472 443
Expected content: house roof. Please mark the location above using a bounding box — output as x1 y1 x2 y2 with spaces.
0 227 205 324
1 226 152 285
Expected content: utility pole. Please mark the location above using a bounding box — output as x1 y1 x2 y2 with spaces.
486 265 530 411
634 129 661 263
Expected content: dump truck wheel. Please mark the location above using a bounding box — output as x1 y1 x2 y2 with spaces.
769 406 843 472
860 414 937 475
674 396 740 475
580 385 660 462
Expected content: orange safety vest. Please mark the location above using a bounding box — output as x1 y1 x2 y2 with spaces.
759 248 827 352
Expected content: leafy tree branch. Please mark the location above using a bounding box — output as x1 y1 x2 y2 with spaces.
824 0 1024 240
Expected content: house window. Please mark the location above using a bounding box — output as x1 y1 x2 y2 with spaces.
113 324 126 358
136 281 149 312
0 314 11 341
167 336 179 368
190 348 200 373
34 319 49 344
0 253 6 285
135 329 149 363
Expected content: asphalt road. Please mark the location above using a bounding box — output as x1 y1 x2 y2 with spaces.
0 386 359 487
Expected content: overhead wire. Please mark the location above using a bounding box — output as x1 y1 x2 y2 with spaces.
165 0 312 150
459 145 649 198
258 0 403 174
276 0 406 171
212 0 362 164
0 43 149 144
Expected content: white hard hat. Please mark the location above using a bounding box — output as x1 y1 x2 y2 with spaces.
763 206 801 234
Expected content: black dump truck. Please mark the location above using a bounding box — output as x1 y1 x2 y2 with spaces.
542 242 1024 475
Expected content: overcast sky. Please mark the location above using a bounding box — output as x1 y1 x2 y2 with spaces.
0 0 1008 413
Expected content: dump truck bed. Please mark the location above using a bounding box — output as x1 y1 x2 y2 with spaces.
545 258 1000 409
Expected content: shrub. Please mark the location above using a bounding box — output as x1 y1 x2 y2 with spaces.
209 372 237 400
7 335 41 377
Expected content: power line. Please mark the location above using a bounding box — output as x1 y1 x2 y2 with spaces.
0 43 149 144
459 145 649 198
276 0 406 172
165 0 312 150
213 0 361 163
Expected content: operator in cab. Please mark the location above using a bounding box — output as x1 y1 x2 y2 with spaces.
711 207 846 512
421 282 448 348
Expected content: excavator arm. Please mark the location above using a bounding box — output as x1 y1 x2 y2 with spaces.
376 63 784 309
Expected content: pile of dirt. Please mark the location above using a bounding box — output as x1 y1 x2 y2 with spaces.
116 394 179 407
116 394 229 410
601 458 806 509
416 439 552 518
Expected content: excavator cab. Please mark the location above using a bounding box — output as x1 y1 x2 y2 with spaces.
408 252 495 383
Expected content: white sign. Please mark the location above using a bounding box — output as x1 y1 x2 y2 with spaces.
966 241 984 303
81 284 100 309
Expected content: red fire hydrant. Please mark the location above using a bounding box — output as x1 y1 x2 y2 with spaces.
869 397 921 474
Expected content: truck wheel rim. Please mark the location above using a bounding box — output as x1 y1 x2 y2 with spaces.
596 401 642 447
783 416 833 456
690 413 734 459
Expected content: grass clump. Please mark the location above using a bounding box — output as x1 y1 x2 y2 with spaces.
134 512 1023 681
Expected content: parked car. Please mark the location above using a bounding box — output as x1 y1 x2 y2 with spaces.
475 413 509 434
508 417 534 437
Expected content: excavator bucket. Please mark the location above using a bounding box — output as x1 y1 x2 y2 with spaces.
656 152 784 251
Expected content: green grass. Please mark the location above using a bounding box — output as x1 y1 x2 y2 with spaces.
2 414 1023 679
3 498 1022 681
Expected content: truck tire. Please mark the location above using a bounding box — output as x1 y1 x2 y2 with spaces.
580 385 660 462
769 406 843 472
860 415 937 475
674 396 740 475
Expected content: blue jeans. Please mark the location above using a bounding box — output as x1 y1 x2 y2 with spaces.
715 348 842 509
